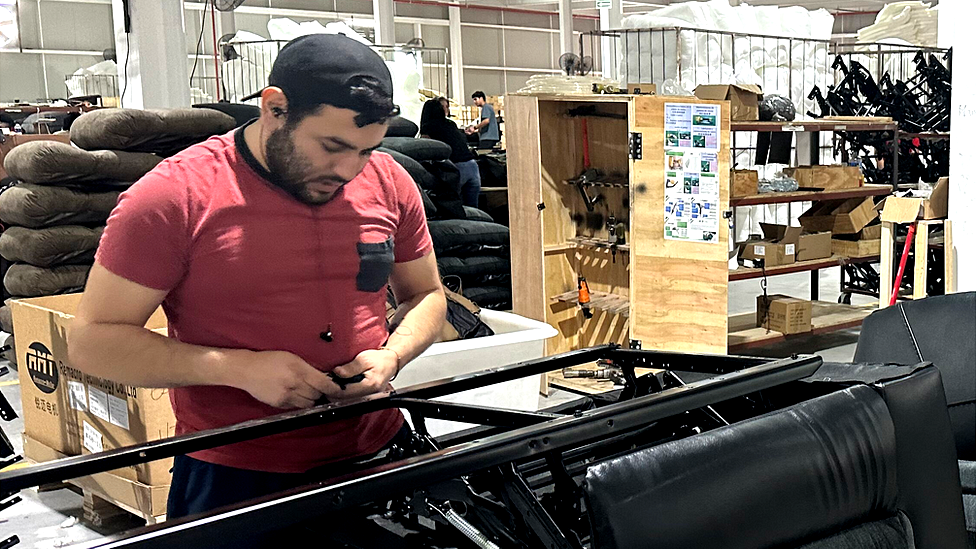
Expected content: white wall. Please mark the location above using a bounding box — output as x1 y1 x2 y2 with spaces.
1 0 599 104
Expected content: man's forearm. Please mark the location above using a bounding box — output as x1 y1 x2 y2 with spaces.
384 288 447 367
67 323 243 389
476 119 489 130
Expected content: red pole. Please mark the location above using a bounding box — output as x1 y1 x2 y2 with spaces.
890 222 917 307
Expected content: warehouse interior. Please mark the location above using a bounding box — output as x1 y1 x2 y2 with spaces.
1 0 974 548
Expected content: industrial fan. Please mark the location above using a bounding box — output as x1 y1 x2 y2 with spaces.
558 53 594 76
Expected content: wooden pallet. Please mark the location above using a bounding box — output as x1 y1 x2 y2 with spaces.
23 435 168 525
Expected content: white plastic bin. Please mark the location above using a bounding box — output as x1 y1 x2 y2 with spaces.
392 309 558 436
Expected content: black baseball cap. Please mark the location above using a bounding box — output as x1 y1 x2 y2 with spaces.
242 34 394 113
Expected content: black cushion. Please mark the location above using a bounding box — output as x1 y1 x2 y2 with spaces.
385 116 418 138
438 256 510 288
854 293 976 460
797 514 914 549
380 137 451 162
428 219 509 258
375 148 437 217
585 385 899 549
461 286 511 311
194 103 260 127
462 206 494 223
0 184 120 229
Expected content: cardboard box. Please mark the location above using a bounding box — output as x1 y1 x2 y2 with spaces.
740 224 801 267
0 133 71 179
694 84 762 121
880 177 949 222
13 293 175 485
756 295 812 335
860 224 882 240
785 165 864 190
799 197 878 235
732 169 759 197
832 238 881 258
797 231 833 261
24 435 168 520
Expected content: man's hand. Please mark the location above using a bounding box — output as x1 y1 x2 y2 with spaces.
329 349 399 400
230 350 342 409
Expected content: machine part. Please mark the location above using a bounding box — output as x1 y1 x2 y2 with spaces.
629 132 643 160
0 536 18 549
569 169 604 212
492 464 579 549
577 277 593 319
329 372 366 391
428 502 501 549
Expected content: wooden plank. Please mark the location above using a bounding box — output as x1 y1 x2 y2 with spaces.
913 222 929 301
629 95 730 354
945 220 956 294
506 95 545 325
728 301 876 350
730 256 844 281
880 221 895 309
730 184 891 207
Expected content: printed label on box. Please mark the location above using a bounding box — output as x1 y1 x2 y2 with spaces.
83 420 103 454
107 393 130 430
755 245 766 256
785 244 796 255
68 380 88 412
88 386 110 422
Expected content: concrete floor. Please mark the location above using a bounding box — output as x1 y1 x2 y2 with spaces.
0 266 868 547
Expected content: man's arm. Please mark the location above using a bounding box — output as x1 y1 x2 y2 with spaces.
68 264 344 409
331 252 446 397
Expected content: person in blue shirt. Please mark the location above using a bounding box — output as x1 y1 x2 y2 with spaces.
465 91 499 149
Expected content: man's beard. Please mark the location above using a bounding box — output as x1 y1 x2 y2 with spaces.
264 126 348 205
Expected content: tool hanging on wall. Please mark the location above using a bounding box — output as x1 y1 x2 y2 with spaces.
578 276 593 319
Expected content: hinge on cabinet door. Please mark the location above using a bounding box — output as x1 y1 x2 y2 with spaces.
629 132 643 160
629 339 642 350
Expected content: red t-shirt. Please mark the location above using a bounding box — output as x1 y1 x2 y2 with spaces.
95 125 433 473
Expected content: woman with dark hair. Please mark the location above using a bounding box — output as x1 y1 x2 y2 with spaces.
420 98 481 207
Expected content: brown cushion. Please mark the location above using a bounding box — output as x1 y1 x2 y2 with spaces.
0 226 103 267
70 108 237 155
0 184 120 228
4 141 160 185
4 263 90 298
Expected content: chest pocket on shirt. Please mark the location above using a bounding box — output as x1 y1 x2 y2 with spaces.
357 237 395 293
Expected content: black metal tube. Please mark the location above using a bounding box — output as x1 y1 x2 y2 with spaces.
89 355 821 549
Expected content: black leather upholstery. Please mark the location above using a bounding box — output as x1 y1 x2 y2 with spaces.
854 293 976 460
585 386 900 549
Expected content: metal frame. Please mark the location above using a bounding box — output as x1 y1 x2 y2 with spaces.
0 346 820 547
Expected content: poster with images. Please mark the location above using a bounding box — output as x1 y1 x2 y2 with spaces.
663 102 722 243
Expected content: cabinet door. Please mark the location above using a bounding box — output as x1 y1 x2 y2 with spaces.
629 95 730 353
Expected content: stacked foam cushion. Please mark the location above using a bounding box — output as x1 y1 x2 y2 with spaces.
0 107 236 339
379 138 512 310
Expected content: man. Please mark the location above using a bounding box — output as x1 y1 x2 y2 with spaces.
466 91 500 149
67 34 446 520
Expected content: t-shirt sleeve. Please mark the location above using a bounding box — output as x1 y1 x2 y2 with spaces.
95 162 191 290
388 159 434 263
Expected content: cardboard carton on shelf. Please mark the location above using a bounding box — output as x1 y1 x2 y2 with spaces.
739 225 800 267
731 169 759 197
694 84 762 121
758 223 832 262
784 165 864 190
832 238 881 258
879 177 949 223
799 197 878 235
756 295 812 335
12 293 176 486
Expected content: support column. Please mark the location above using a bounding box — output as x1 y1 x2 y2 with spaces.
449 4 464 103
599 0 622 80
373 0 396 46
112 0 191 109
558 0 575 57
943 0 974 290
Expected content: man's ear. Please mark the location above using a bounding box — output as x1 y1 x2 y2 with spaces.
260 87 289 122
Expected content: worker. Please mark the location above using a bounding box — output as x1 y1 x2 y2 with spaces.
420 97 481 207
465 91 500 149
67 34 447 524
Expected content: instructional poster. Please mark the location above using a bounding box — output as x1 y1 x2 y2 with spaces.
663 102 721 243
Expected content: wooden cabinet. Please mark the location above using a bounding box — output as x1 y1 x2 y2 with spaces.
506 94 731 356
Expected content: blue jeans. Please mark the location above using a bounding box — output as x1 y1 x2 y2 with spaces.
456 159 482 208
